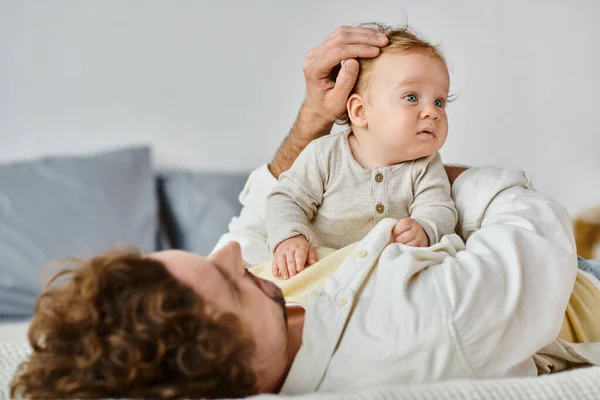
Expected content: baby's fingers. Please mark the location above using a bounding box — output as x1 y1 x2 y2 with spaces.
394 229 417 244
295 247 308 273
278 255 289 279
286 251 298 278
307 246 318 266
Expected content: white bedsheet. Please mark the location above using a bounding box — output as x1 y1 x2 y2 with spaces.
0 320 29 342
2 337 600 400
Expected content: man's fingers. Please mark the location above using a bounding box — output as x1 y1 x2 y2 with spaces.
325 26 388 46
272 259 279 277
305 44 381 80
307 246 318 265
327 59 360 109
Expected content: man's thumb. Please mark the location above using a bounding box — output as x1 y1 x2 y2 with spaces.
330 59 359 105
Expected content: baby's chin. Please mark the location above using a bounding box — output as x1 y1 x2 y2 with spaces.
390 145 442 163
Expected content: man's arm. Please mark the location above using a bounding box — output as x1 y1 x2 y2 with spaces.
269 27 388 178
213 26 388 260
268 105 332 179
441 167 578 378
212 165 276 265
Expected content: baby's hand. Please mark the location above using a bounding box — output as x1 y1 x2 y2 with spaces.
393 218 429 247
272 235 317 280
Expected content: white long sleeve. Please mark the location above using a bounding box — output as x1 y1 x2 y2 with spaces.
281 167 578 393
211 164 276 266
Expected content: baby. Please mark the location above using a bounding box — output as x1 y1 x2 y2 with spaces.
266 23 458 279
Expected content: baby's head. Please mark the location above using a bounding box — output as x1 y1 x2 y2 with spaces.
342 23 451 163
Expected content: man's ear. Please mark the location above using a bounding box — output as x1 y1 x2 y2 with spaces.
347 94 368 129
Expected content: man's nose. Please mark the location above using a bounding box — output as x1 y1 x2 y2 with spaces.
225 241 242 256
221 241 243 268
209 241 240 264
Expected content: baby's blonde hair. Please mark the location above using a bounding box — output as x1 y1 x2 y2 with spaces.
338 22 448 126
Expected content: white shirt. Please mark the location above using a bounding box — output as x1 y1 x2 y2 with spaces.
214 164 579 393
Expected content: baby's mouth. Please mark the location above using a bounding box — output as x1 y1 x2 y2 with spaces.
417 129 436 137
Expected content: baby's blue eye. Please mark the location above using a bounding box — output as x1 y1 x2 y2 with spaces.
404 94 418 102
434 99 444 108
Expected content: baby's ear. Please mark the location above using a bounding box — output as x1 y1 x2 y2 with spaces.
347 94 368 129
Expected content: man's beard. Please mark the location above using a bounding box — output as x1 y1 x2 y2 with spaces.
271 285 288 327
247 270 288 327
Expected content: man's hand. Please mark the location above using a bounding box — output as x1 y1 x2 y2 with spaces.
272 235 317 280
392 218 429 247
269 26 388 178
302 26 389 128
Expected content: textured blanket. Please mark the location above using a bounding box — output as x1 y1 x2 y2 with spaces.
2 340 600 400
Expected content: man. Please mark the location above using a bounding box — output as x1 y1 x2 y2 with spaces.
205 24 600 392
10 26 600 400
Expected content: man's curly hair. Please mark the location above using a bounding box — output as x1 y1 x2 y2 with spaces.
10 249 259 399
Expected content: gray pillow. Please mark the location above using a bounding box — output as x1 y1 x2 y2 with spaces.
0 146 157 320
158 170 248 256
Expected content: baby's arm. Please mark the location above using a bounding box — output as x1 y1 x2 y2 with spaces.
408 153 459 245
266 141 326 276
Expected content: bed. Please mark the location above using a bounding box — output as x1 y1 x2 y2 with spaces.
2 325 600 399
2 146 600 399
